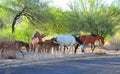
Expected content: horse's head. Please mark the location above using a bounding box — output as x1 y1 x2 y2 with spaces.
33 31 46 42
23 42 29 52
14 41 29 52
34 31 41 38
97 36 105 45
50 38 56 43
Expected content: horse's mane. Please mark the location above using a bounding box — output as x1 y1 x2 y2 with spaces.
90 34 98 37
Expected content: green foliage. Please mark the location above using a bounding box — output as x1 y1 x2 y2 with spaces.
64 0 120 37
0 0 54 32
0 0 120 42
0 21 34 42
0 24 15 40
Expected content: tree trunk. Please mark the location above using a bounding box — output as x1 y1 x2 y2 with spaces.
12 7 26 33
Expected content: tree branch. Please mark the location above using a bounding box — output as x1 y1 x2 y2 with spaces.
12 7 26 33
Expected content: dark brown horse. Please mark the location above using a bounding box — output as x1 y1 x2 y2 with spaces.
30 31 45 52
80 34 104 52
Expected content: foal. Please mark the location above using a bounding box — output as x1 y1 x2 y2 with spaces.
36 38 60 54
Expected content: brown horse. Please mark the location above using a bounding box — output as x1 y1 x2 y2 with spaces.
36 38 68 54
30 31 45 52
80 34 104 52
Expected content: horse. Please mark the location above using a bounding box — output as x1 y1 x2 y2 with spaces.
30 31 45 52
36 40 60 54
80 34 104 52
0 40 29 59
54 34 85 54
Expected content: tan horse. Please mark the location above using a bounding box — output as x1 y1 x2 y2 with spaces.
29 31 45 52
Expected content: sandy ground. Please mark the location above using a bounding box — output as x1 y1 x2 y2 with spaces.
0 43 120 67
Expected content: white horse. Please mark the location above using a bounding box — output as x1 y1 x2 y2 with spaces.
54 34 85 54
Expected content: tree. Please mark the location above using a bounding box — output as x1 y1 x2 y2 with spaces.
0 0 53 33
65 0 120 37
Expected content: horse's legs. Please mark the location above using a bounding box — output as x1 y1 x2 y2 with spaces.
72 45 74 54
91 44 93 53
74 44 79 54
19 50 24 57
99 40 103 47
80 44 85 53
30 42 33 52
59 44 63 51
59 45 64 54
93 44 96 51
63 46 68 54
33 44 36 53
37 47 40 56
91 43 96 53
63 46 66 53
67 44 73 54
1 49 4 58
84 44 87 51
55 45 60 54
56 46 59 51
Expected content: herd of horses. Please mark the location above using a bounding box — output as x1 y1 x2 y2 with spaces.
0 31 105 59
30 31 104 54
